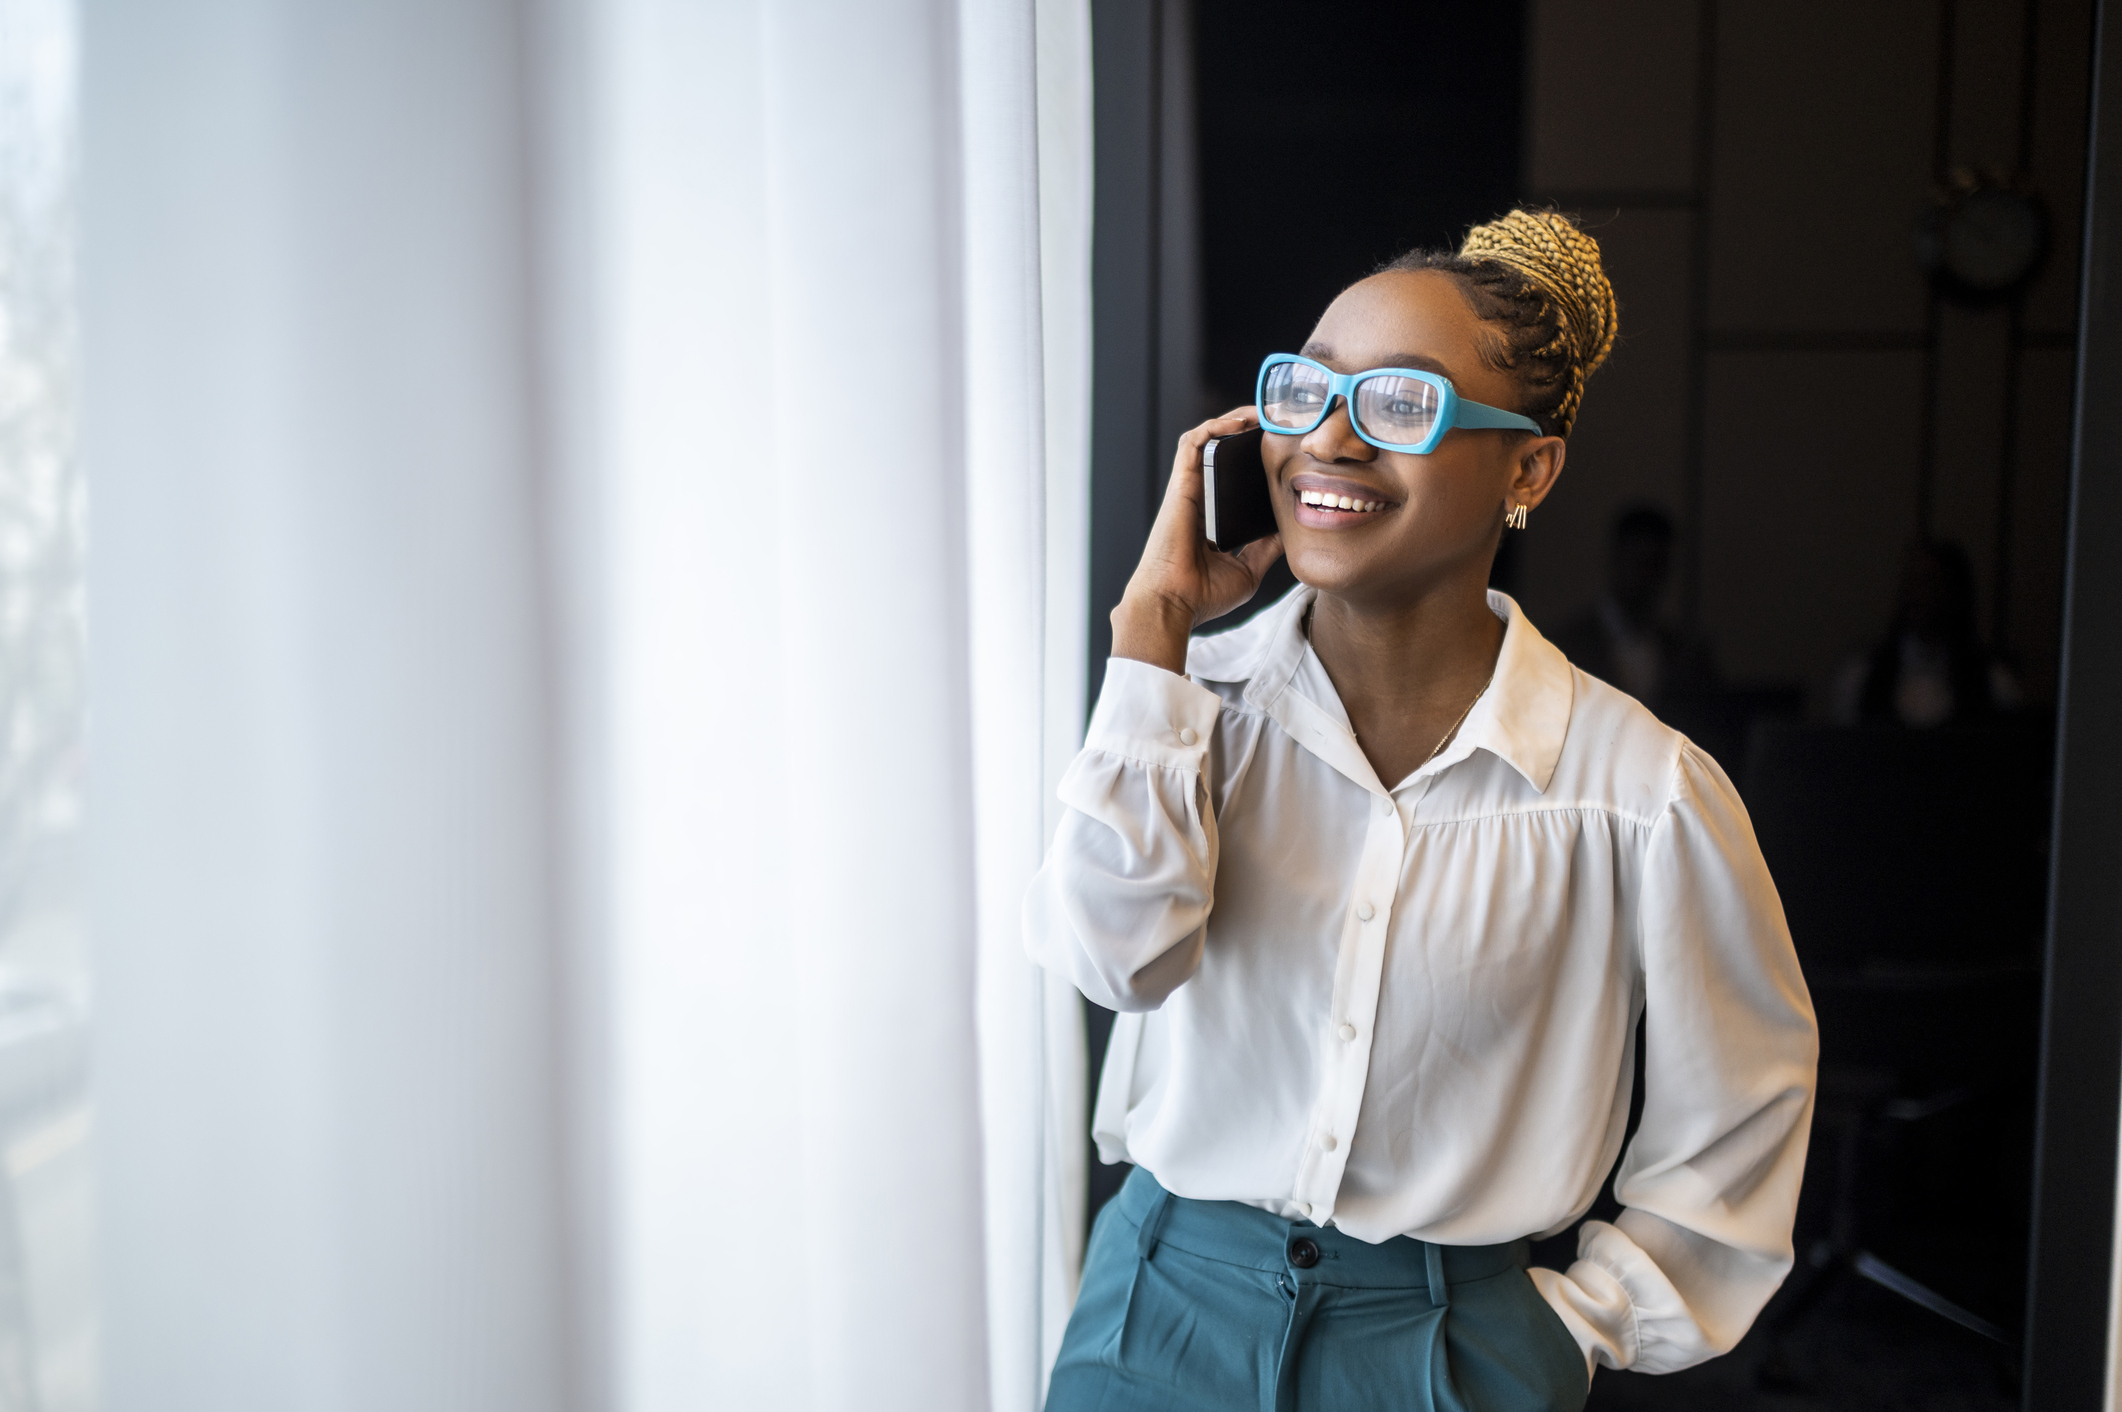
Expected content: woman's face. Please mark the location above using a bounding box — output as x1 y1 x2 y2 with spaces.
1259 269 1564 609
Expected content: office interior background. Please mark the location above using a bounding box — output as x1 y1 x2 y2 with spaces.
1 0 2121 1410
1090 2 2097 1408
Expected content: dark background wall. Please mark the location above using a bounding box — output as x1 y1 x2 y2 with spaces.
1193 3 1526 410
1087 0 1202 703
1517 0 2091 704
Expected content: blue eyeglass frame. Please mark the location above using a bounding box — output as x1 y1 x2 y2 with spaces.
1254 353 1543 454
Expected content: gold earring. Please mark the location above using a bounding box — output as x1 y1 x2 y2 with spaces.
1505 503 1529 530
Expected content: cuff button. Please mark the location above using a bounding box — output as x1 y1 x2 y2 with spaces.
1178 727 1199 746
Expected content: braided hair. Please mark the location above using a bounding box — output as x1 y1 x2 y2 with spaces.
1380 209 1618 439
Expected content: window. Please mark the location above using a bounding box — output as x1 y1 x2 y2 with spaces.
0 0 90 1404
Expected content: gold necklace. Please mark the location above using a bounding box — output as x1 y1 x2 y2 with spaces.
1420 673 1494 768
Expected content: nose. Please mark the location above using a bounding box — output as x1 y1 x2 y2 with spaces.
1300 395 1374 464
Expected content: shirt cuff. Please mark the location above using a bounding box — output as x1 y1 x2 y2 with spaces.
1085 657 1224 771
1528 1250 1638 1376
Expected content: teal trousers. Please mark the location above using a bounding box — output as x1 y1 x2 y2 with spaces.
1047 1168 1590 1412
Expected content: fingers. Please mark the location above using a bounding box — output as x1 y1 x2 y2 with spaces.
1235 534 1285 583
1180 410 1257 456
1185 531 1284 626
1166 411 1255 486
1127 412 1274 629
1151 410 1257 540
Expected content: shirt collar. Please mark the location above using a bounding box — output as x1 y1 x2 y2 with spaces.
1184 583 1311 694
1447 591 1575 793
1191 584 1575 795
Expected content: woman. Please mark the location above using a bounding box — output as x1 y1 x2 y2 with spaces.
1025 211 1816 1411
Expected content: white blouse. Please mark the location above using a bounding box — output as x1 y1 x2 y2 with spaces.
1025 587 1817 1377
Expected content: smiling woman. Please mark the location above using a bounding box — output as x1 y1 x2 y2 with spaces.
1026 209 1817 1411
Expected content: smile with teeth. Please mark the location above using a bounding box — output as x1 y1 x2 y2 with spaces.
1298 489 1388 513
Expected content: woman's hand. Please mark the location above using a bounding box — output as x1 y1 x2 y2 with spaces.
1111 409 1286 675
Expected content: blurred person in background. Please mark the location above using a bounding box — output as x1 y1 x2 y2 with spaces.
1028 210 1815 1411
1830 539 2021 728
1549 504 1719 713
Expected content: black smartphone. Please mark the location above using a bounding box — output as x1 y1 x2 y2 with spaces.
1203 428 1279 552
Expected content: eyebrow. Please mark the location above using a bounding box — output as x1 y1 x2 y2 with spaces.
1298 342 1454 377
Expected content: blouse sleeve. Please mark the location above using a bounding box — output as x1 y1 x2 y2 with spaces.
1531 743 1819 1375
1022 657 1226 1012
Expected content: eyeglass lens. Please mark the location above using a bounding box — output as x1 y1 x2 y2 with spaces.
1352 375 1441 446
1260 361 1330 433
1260 362 1442 448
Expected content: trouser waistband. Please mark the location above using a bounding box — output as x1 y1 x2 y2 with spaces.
1113 1166 1526 1304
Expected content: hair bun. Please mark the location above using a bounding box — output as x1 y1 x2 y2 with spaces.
1458 210 1617 435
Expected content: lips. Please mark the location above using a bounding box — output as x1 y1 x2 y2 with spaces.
1289 474 1396 525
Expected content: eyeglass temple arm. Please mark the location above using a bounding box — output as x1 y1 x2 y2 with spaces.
1451 401 1546 435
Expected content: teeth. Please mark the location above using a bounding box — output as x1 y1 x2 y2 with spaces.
1299 490 1385 513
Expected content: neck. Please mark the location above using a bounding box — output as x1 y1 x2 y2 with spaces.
1306 567 1507 788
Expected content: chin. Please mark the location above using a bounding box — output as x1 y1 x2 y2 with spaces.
1283 543 1379 599
1286 532 1490 610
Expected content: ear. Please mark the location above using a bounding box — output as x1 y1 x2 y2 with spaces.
1510 435 1567 510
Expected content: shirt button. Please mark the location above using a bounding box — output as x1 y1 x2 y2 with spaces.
1355 901 1375 922
1321 1134 1338 1152
1377 796 1393 817
1289 1237 1322 1268
1338 1022 1357 1041
1178 727 1198 745
1300 1202 1315 1220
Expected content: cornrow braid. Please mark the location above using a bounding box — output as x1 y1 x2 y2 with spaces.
1379 209 1618 438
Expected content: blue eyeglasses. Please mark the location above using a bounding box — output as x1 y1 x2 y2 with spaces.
1255 353 1543 454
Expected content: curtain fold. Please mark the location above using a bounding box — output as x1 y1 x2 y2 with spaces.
963 0 1093 1406
963 0 1058 1405
1033 0 1097 1385
86 2 570 1408
87 1 1090 1407
587 3 1093 1403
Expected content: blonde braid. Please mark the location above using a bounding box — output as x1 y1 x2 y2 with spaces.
1456 210 1617 437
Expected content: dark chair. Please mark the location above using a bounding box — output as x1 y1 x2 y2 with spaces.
1739 720 2051 1355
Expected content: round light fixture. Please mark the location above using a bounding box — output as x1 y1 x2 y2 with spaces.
1915 171 2050 304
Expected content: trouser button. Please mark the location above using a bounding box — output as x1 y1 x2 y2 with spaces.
1288 1237 1321 1269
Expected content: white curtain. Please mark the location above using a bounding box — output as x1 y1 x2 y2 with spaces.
84 0 1092 1407
962 0 1095 1404
86 1 570 1407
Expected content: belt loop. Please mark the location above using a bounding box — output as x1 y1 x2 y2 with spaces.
1136 1187 1175 1261
1424 1241 1450 1308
